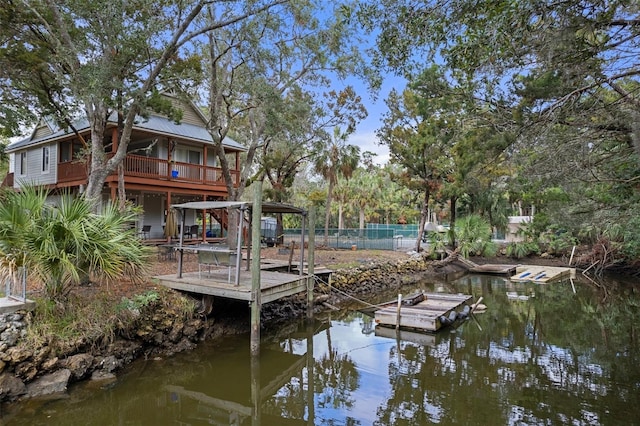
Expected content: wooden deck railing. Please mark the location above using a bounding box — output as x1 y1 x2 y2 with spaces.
58 161 88 181
57 154 238 187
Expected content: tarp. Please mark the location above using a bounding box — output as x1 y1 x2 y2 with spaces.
171 201 305 215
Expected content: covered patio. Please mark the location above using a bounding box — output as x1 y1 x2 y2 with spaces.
154 200 316 305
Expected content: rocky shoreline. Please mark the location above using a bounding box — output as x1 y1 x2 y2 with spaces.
0 253 467 404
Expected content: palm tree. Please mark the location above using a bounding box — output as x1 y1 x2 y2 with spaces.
313 127 360 246
0 186 151 299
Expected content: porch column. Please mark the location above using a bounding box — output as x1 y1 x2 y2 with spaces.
166 192 172 242
201 194 207 242
111 128 118 153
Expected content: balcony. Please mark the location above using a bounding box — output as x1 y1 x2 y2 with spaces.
57 154 238 189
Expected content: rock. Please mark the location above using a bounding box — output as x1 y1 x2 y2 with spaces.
1 328 20 347
15 361 38 381
90 370 116 383
167 324 184 343
97 355 122 373
41 357 59 371
60 354 94 381
26 369 71 397
0 372 26 400
4 346 32 363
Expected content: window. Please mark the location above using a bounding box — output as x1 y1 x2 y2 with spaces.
42 146 50 173
60 141 71 162
19 152 27 175
188 150 201 165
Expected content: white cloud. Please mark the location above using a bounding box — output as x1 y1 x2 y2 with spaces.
348 130 389 166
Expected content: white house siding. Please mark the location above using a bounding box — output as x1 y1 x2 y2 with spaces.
32 123 54 140
13 143 58 189
139 194 165 239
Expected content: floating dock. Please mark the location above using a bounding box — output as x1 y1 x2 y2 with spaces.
510 265 575 283
374 293 473 332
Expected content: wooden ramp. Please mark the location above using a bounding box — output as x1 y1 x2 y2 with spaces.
374 293 473 333
468 263 518 275
510 265 575 283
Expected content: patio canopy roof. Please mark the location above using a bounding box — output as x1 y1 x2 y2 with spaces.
171 201 305 215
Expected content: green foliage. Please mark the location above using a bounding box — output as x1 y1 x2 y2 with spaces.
454 214 497 257
622 216 640 259
24 294 138 355
540 226 578 256
426 231 449 259
118 291 160 312
505 241 540 259
0 186 151 299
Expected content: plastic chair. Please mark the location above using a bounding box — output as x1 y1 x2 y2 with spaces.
139 225 151 239
184 224 199 239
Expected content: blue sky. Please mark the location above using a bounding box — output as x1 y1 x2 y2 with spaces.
346 75 406 166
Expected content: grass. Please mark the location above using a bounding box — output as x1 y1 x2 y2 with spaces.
21 287 195 357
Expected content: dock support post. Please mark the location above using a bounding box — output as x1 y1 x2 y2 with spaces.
396 293 402 330
307 206 316 319
306 318 315 425
250 180 263 357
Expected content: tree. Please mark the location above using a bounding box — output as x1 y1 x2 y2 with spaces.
313 127 360 245
201 2 366 205
348 168 379 231
378 66 464 251
0 186 150 299
259 86 367 243
359 0 640 261
0 1 286 207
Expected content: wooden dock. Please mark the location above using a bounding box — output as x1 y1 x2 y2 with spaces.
374 293 473 332
155 268 309 304
468 263 518 275
0 297 35 314
510 265 575 283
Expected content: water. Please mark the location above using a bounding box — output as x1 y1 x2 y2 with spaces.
2 274 640 425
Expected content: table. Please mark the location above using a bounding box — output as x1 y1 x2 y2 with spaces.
178 244 237 283
158 244 177 261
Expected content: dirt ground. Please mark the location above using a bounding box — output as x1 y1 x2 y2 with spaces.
81 245 568 301
148 246 411 277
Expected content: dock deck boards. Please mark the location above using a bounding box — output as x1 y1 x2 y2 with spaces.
374 293 472 332
511 265 575 283
155 268 309 304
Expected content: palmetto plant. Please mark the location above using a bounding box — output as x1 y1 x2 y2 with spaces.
455 214 497 258
0 186 151 299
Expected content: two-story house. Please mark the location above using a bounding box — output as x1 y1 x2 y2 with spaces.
2 93 245 241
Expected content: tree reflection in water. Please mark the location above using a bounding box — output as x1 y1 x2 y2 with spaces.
2 275 639 425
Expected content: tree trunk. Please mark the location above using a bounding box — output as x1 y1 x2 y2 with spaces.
323 178 334 246
415 188 430 252
449 195 457 248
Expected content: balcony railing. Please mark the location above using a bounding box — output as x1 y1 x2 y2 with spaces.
58 154 238 187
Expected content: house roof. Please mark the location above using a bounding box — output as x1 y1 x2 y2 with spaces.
6 113 245 153
171 201 306 215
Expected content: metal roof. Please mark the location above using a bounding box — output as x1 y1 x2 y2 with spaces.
6 114 245 153
171 201 306 215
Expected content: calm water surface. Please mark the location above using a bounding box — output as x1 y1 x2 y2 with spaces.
2 274 640 425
